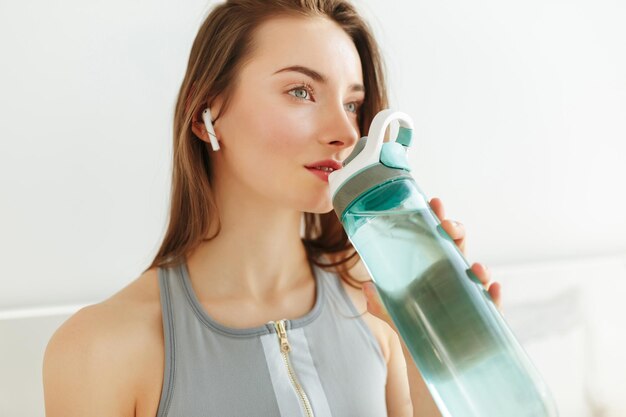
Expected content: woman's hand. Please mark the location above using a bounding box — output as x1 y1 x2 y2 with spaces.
362 197 502 327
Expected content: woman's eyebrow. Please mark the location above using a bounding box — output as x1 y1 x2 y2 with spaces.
273 65 365 93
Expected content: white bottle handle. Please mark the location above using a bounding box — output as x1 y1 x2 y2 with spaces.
328 109 414 199
347 109 414 173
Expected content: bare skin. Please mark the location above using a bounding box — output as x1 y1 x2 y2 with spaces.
42 15 501 417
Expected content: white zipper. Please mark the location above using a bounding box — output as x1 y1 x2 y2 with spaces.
270 319 315 417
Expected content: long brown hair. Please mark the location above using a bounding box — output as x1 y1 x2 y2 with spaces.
144 0 389 289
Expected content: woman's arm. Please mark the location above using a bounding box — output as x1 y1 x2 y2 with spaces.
367 283 443 417
390 329 443 417
43 303 137 417
383 319 443 417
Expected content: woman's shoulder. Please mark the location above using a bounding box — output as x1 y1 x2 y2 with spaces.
71 267 163 340
43 268 164 417
46 266 162 354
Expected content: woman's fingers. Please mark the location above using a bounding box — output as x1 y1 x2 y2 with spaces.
470 262 502 309
441 219 466 255
487 281 501 308
470 262 491 286
430 198 466 255
429 197 445 220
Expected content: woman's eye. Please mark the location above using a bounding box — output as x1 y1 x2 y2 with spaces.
287 85 361 114
288 87 311 101
346 101 363 114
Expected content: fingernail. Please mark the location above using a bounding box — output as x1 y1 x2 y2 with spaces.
466 269 480 284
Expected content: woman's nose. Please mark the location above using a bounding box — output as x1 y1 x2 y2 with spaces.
320 105 360 151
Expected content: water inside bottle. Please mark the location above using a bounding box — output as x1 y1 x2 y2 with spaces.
345 208 557 417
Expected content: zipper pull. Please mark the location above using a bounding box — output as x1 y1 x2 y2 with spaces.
274 319 291 353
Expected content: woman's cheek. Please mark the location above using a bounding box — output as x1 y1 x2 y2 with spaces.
264 110 316 151
241 88 317 152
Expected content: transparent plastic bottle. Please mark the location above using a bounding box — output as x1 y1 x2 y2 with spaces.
328 109 559 417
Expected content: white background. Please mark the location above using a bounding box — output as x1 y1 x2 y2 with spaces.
1 0 625 416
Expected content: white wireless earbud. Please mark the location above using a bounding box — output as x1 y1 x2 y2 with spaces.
201 108 220 151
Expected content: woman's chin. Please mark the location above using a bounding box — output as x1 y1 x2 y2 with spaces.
302 199 334 215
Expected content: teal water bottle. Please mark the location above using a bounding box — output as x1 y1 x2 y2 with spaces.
328 109 558 417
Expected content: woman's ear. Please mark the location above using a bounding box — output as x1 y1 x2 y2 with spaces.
190 94 224 144
191 107 214 143
185 79 224 142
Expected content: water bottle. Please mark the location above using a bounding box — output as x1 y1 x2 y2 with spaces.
328 109 559 417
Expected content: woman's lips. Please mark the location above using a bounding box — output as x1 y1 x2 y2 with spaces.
306 167 332 182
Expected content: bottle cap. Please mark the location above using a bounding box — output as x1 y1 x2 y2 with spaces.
328 109 415 219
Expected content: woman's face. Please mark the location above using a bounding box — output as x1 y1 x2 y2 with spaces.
207 16 365 214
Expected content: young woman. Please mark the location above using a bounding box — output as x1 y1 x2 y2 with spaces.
43 1 501 416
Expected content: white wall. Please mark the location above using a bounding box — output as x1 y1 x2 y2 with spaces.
1 0 625 416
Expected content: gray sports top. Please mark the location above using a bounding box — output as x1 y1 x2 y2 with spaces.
155 259 388 417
